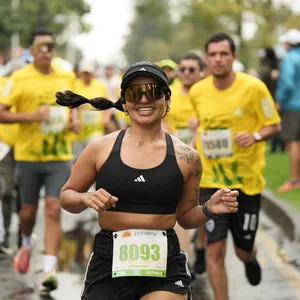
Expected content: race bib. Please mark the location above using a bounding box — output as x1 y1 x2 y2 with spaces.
81 110 99 125
0 141 11 162
41 107 68 134
201 129 232 158
173 128 195 144
112 229 168 278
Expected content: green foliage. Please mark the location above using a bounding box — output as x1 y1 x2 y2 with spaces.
0 0 91 54
265 146 300 211
122 0 173 63
123 0 300 68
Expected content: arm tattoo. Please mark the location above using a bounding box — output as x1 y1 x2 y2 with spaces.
175 147 202 177
189 198 198 207
194 154 202 180
188 186 200 208
175 143 196 163
175 151 194 164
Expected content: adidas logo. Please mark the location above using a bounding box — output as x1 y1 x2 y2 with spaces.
174 280 184 287
139 67 146 71
134 175 146 182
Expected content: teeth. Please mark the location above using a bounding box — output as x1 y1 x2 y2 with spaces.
137 108 153 111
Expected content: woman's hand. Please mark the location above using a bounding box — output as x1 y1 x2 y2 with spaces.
207 188 239 215
82 188 118 213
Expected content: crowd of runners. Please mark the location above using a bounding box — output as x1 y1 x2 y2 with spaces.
0 26 299 300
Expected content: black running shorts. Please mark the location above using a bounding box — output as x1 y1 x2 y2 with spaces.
81 229 192 300
200 188 260 252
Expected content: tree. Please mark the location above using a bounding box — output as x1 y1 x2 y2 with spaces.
0 0 91 60
170 0 298 67
122 0 173 64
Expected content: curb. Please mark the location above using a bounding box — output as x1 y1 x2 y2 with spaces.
261 189 300 242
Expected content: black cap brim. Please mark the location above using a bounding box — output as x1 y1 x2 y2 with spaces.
121 64 169 89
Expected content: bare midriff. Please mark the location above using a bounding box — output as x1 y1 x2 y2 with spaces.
98 211 176 231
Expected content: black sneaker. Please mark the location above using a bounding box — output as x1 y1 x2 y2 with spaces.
244 257 261 286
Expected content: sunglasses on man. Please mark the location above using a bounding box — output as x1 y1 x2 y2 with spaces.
178 67 199 74
31 42 55 53
122 84 166 103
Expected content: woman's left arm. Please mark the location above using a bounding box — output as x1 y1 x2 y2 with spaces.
175 147 238 229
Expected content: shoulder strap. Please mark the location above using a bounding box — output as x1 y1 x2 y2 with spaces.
111 130 126 152
166 133 176 157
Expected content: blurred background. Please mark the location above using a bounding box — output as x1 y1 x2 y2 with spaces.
1 1 300 299
1 0 300 74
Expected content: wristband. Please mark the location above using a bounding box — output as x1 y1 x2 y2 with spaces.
202 200 216 219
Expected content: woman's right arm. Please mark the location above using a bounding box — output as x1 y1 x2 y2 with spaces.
60 141 99 213
60 137 119 214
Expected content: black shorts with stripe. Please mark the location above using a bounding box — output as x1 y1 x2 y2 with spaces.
81 229 192 300
200 188 261 252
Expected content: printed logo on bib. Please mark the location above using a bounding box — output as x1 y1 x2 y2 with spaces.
41 106 68 134
201 129 232 158
112 229 168 278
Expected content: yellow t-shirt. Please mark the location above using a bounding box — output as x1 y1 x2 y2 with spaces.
74 78 109 141
189 72 281 195
169 77 181 89
165 82 196 144
0 76 19 147
0 64 76 162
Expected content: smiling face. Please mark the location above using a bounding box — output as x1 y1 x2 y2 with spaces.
123 76 170 126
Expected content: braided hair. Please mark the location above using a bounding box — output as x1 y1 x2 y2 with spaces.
56 61 171 111
56 90 124 111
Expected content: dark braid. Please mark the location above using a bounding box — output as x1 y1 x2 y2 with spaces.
56 90 124 111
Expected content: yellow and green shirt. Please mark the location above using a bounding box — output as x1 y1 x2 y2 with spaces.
189 72 281 195
0 76 19 147
165 82 196 144
74 78 109 141
0 64 76 162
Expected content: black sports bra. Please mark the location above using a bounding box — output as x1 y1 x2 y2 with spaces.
96 130 184 214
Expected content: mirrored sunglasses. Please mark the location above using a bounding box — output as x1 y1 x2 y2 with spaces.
123 84 165 103
31 42 55 52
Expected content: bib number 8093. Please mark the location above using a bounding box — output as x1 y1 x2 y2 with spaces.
119 244 160 261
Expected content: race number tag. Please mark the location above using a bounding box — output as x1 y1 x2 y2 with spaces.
81 110 99 125
0 141 10 162
41 107 68 134
173 128 195 144
201 129 232 158
112 229 168 278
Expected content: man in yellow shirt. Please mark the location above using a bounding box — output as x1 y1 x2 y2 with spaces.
189 33 281 300
164 53 207 277
0 29 79 296
0 73 21 255
74 60 113 157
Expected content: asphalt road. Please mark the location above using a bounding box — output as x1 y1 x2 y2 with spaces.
0 206 299 300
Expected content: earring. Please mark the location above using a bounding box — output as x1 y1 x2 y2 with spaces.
124 110 129 116
162 106 170 118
